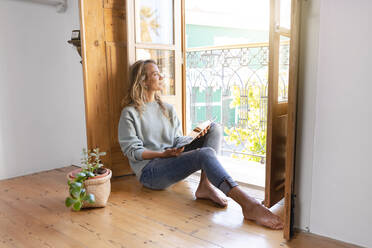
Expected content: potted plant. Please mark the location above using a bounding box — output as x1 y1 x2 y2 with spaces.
65 148 112 211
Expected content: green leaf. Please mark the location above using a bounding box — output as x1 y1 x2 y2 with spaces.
71 182 82 188
70 187 81 198
86 171 95 178
80 188 86 198
73 201 83 211
65 197 75 207
85 193 95 204
76 172 86 179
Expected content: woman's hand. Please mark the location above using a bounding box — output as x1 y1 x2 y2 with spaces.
161 147 184 158
196 124 211 139
142 147 184 160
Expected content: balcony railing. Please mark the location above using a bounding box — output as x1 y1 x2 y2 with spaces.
185 42 289 163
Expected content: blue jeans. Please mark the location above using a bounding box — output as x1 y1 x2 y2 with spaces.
139 122 238 196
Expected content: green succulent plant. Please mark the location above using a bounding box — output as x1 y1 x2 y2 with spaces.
65 148 106 211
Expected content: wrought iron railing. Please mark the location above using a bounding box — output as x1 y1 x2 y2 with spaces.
186 42 289 163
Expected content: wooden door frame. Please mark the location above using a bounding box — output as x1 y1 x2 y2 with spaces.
181 0 187 134
265 0 281 209
265 0 302 239
284 0 301 240
79 0 112 168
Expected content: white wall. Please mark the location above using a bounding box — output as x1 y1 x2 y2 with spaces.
296 0 372 247
294 0 320 232
0 0 87 180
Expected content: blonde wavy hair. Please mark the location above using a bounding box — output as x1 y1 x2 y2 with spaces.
122 59 169 119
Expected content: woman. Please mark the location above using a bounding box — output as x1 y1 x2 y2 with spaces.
118 59 283 230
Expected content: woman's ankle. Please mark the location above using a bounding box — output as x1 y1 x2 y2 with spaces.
228 186 259 208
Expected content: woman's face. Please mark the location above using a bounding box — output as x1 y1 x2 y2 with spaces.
144 63 164 92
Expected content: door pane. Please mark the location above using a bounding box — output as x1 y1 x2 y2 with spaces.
136 49 175 95
278 36 290 102
135 0 174 44
280 0 291 29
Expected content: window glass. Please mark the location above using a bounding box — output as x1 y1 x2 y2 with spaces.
135 0 174 44
278 36 290 102
280 0 291 29
136 49 175 95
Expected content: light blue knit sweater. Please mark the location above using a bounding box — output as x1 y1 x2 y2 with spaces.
118 101 184 179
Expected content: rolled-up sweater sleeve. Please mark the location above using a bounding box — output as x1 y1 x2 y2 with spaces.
118 109 145 161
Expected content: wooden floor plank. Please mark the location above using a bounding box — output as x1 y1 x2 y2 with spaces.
0 173 153 248
0 169 220 248
0 200 87 248
0 166 360 248
110 176 287 247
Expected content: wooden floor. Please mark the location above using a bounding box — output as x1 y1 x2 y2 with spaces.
0 166 359 248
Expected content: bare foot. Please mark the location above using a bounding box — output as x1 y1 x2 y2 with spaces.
195 183 228 207
242 203 283 230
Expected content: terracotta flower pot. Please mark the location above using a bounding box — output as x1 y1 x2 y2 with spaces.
67 168 112 208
